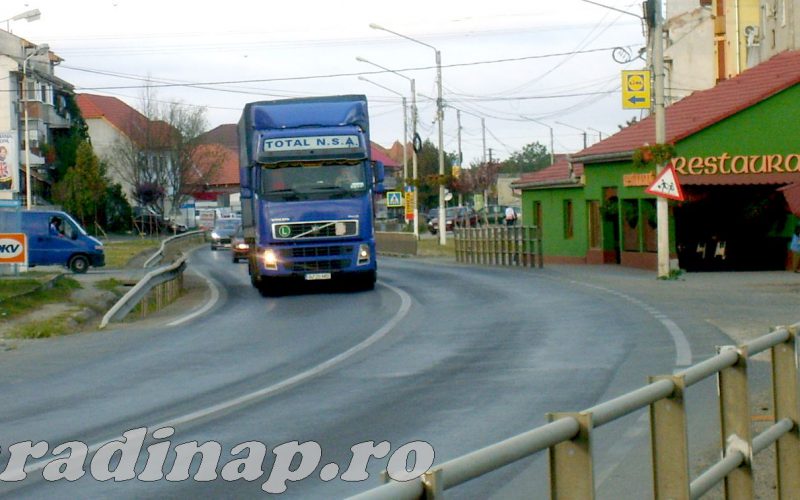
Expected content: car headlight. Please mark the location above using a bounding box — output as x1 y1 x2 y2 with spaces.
263 249 278 270
236 243 249 250
357 244 370 265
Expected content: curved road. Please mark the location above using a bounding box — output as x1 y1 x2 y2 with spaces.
0 250 690 498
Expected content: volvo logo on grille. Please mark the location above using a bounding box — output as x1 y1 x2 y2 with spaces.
278 225 292 238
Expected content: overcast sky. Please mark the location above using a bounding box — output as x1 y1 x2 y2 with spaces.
6 0 648 167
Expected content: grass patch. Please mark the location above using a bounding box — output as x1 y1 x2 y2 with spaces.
0 279 42 300
416 237 455 257
7 312 77 339
103 238 162 268
0 276 81 320
95 278 124 293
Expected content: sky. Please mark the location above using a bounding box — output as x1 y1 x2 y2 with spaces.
5 0 649 168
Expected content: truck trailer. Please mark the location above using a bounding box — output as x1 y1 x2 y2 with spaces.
237 95 384 295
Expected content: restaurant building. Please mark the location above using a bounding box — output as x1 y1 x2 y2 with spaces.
513 50 800 271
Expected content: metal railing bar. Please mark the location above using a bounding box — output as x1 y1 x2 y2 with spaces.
679 348 740 387
439 416 580 488
587 378 675 427
752 417 794 455
143 230 205 268
743 327 790 357
689 451 745 500
348 474 425 500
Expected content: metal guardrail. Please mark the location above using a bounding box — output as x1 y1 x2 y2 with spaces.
453 226 543 268
143 230 206 268
350 323 800 499
99 255 187 329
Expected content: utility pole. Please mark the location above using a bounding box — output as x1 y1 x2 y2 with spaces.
456 109 463 206
653 0 669 278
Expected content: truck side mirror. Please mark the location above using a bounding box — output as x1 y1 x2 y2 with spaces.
373 161 385 193
240 168 253 199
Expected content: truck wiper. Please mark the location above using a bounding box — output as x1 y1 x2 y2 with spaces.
311 186 347 193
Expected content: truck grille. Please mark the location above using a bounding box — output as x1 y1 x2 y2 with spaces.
279 246 354 259
273 220 358 239
278 245 354 273
289 259 350 272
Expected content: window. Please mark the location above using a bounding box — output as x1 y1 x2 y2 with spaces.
532 201 542 229
563 200 574 239
588 200 601 248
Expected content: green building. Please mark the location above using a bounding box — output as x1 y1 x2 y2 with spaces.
513 51 800 271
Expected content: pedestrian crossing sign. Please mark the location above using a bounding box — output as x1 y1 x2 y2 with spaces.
645 165 684 201
386 191 403 207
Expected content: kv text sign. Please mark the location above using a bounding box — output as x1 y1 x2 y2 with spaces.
621 70 651 109
0 233 27 265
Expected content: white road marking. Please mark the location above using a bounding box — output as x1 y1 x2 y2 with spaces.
165 270 221 327
565 279 692 366
24 282 412 475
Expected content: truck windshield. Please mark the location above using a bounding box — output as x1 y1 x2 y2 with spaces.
260 163 367 201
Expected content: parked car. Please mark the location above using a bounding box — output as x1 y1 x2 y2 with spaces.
230 225 249 263
476 205 521 226
210 218 241 250
427 206 478 234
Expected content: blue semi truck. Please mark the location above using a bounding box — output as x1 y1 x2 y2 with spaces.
237 95 384 295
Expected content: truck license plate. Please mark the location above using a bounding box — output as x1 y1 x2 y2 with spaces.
305 273 332 281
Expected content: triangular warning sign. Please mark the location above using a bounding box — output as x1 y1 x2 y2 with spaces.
645 165 684 201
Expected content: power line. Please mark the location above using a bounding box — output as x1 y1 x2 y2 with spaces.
55 45 629 92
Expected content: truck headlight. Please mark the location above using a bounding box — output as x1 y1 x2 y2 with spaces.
357 244 370 265
263 249 278 270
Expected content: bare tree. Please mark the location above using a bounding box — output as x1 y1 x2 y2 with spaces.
161 101 224 217
109 85 222 218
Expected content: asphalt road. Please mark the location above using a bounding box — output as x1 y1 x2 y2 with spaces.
0 250 727 498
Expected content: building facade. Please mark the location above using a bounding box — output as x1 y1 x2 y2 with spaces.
76 93 174 211
514 50 800 271
0 29 74 204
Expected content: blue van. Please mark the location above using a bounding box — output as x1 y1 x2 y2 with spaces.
11 210 105 273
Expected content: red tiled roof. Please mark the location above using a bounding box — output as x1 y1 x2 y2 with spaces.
512 155 584 189
197 124 238 149
572 50 800 160
76 94 175 149
191 144 239 187
371 143 399 168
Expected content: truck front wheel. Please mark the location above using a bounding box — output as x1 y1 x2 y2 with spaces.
69 255 90 274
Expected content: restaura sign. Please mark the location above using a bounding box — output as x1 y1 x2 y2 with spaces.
0 233 27 265
671 153 800 176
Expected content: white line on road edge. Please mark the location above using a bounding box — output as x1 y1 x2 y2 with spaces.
165 270 221 327
24 282 413 475
569 280 693 367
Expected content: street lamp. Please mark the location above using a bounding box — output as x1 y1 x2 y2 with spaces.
2 8 41 32
587 127 604 142
22 43 49 210
369 23 447 246
356 56 420 238
555 121 588 150
520 116 555 166
358 76 409 220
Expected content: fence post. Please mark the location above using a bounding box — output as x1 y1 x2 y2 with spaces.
649 374 690 500
496 227 503 266
772 326 800 499
422 467 443 499
454 228 461 263
516 225 523 267
537 226 544 268
717 345 753 499
548 412 594 499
